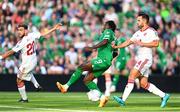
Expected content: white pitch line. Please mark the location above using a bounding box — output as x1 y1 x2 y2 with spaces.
29 95 180 99
0 105 98 112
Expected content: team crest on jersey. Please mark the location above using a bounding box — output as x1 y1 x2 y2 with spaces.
144 33 147 36
104 35 110 37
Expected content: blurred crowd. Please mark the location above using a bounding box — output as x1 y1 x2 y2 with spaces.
0 0 179 76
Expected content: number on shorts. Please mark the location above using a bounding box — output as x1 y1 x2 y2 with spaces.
95 59 102 64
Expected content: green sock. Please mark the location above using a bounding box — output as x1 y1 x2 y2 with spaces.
66 68 82 86
112 74 120 86
86 81 102 96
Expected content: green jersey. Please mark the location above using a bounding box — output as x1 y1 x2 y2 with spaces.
91 29 115 77
115 37 126 58
114 37 127 70
97 29 115 61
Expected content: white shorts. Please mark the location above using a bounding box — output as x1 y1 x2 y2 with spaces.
134 58 152 77
104 65 115 75
104 67 112 74
17 62 37 81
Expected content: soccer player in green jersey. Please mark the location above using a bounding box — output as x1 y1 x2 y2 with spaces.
111 29 127 91
103 29 128 96
56 21 116 107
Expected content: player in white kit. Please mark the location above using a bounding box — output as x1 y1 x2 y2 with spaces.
112 12 170 108
0 23 61 102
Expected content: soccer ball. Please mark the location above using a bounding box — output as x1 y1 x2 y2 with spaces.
87 90 100 101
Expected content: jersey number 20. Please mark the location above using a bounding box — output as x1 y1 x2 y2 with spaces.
27 41 35 55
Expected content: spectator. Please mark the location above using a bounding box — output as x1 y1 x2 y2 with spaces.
0 0 179 76
65 45 78 71
39 59 47 75
47 61 64 75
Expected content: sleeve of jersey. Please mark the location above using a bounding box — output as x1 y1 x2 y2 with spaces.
151 31 159 41
103 30 111 40
33 32 41 40
115 39 118 45
12 40 26 52
122 38 126 43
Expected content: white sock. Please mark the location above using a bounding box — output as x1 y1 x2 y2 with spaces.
105 81 111 96
147 83 165 98
100 94 106 100
105 74 111 96
135 78 140 89
64 84 69 90
122 79 134 101
18 85 27 100
93 78 98 84
30 75 39 88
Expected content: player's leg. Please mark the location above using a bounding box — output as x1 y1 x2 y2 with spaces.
113 68 141 106
111 71 119 92
16 65 36 102
87 78 99 101
140 59 170 108
84 72 108 107
104 68 112 97
56 61 93 93
67 61 93 86
140 76 165 97
122 69 140 101
84 57 111 107
104 73 111 97
139 76 170 108
114 59 149 105
134 78 140 89
84 73 100 94
111 61 121 90
63 57 109 91
17 77 28 102
111 60 126 92
30 74 42 91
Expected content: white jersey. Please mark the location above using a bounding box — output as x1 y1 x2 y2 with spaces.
12 32 41 74
130 27 159 60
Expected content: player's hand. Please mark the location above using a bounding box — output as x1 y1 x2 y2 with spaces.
84 47 93 52
54 23 62 30
112 43 117 49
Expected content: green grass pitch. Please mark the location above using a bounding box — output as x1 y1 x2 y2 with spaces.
0 92 179 112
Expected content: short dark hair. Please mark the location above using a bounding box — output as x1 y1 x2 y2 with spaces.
105 21 116 32
17 24 28 30
138 12 149 23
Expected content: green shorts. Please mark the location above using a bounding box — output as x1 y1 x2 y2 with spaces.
91 57 111 77
115 57 127 71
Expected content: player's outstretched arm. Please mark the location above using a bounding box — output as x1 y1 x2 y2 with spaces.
112 39 133 49
40 23 62 38
0 50 15 60
92 39 108 49
134 40 159 48
84 39 108 51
